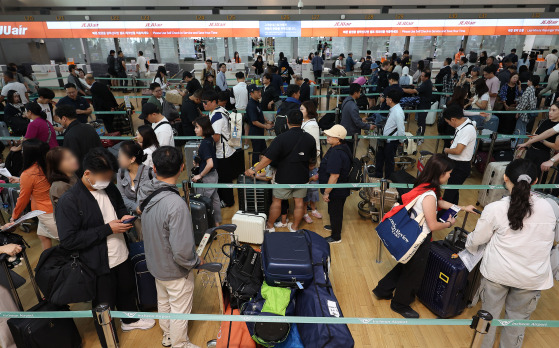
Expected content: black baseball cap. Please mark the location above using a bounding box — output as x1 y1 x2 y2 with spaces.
139 102 159 120
248 84 261 93
183 71 193 79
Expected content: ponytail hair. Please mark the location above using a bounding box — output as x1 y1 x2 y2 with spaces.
504 159 538 230
119 140 148 164
25 102 47 120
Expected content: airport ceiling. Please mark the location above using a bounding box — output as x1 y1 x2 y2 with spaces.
3 0 558 15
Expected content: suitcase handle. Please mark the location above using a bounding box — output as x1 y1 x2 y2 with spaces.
1 250 43 311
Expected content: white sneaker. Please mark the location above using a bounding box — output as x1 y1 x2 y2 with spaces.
274 219 289 228
186 342 201 348
243 144 250 150
265 226 275 232
287 222 297 232
162 333 171 347
120 318 156 332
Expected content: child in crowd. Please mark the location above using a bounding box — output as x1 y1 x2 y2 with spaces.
303 163 322 223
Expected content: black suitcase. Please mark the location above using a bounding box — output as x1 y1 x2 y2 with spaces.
237 174 272 216
128 241 158 311
3 251 82 348
189 194 214 245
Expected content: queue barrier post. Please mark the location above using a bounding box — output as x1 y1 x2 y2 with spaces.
376 178 389 263
94 304 119 348
469 310 493 348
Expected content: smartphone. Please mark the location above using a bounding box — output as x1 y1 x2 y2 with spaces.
122 217 138 224
438 205 461 223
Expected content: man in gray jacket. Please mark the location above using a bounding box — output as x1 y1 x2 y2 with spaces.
137 146 201 348
340 83 375 154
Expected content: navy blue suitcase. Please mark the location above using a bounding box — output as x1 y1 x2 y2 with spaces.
128 241 158 311
417 241 470 318
261 231 313 288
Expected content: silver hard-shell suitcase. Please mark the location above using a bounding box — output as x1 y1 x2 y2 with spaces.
232 175 266 244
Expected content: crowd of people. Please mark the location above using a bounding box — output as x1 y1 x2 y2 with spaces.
0 46 557 348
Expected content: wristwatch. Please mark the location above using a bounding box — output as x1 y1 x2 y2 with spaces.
250 166 256 172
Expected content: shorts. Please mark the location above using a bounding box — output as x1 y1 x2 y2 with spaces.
37 213 59 239
273 187 307 200
304 188 320 202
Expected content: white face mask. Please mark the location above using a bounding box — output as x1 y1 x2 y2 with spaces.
88 177 110 190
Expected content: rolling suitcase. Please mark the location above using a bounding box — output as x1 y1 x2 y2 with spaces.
232 175 267 244
4 251 82 348
237 174 272 215
189 193 214 245
261 231 313 288
477 161 508 207
128 241 158 311
417 216 482 318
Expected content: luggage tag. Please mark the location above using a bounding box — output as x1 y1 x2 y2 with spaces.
296 281 304 290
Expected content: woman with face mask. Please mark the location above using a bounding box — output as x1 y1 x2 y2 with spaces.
9 139 57 250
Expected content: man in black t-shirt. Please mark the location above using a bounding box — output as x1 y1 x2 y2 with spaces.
180 89 202 136
116 50 129 93
245 109 316 232
403 70 433 135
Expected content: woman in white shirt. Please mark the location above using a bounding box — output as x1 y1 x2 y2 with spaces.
373 154 477 319
153 66 168 93
466 159 558 348
136 125 160 169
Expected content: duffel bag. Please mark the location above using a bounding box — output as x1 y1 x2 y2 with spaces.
295 230 354 348
101 131 121 148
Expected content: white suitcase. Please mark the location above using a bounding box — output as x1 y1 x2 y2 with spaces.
477 161 509 207
232 211 267 244
232 175 267 244
426 101 438 125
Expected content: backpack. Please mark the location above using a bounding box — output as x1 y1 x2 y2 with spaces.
361 60 372 76
274 115 288 135
223 242 264 309
469 51 478 64
335 145 361 190
330 61 340 76
435 67 449 92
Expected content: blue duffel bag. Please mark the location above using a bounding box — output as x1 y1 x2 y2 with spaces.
295 230 355 348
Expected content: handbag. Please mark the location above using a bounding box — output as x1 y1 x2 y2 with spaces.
35 246 96 306
375 193 428 264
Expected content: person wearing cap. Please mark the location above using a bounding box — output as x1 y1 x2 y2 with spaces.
335 54 345 71
139 103 174 147
318 124 352 243
246 84 273 165
180 71 201 97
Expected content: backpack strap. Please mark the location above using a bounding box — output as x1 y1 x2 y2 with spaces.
153 121 170 131
139 186 180 212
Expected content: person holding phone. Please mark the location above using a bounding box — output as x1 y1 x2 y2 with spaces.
373 154 477 319
56 148 155 347
497 73 523 135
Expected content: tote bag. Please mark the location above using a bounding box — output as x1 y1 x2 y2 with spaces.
375 194 428 264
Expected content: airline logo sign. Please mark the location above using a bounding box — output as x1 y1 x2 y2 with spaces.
1 19 559 38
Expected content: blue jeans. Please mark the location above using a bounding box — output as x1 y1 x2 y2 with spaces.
367 113 388 126
514 118 528 147
467 115 499 132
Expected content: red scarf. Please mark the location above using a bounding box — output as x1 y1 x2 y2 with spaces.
381 183 436 222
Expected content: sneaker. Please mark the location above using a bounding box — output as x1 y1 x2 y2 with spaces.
265 226 275 232
303 214 313 224
220 200 226 208
274 219 289 228
324 225 332 231
325 236 341 244
311 210 323 219
243 144 250 150
162 333 171 347
287 222 297 232
121 318 156 332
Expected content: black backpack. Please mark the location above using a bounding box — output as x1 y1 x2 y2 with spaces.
469 51 478 64
274 115 288 135
361 60 372 76
336 145 362 190
223 242 264 309
330 61 340 76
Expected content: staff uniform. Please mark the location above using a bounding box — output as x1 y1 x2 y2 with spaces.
374 103 405 179
442 118 476 205
466 194 558 348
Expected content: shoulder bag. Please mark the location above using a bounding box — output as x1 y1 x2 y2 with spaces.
375 193 429 264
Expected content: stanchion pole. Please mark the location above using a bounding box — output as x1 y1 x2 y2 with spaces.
376 179 388 263
94 304 119 348
484 132 498 173
469 310 493 348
